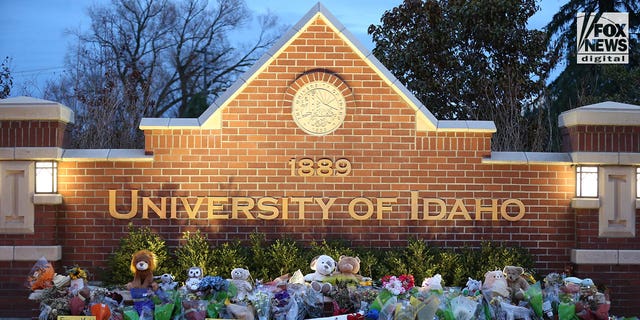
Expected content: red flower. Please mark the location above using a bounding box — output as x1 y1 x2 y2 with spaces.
347 313 365 320
398 274 415 290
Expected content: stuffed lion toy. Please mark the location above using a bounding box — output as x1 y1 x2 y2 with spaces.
126 249 158 290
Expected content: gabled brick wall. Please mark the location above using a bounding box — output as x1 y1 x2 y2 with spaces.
1 7 639 318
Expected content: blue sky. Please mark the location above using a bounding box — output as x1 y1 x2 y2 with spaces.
0 0 562 96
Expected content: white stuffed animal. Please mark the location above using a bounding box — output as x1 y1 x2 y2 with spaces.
228 268 252 301
184 266 203 292
304 255 336 282
157 273 178 291
482 270 509 299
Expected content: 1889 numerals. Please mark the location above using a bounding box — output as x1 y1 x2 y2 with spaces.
288 158 352 177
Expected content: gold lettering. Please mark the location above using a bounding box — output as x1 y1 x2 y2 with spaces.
207 197 229 219
474 199 498 220
142 197 166 219
501 199 525 221
257 197 279 220
410 191 419 220
109 190 138 219
281 198 289 220
181 197 205 219
171 197 178 219
348 198 374 220
107 190 526 222
376 198 396 220
423 198 446 220
315 198 337 219
448 199 471 220
291 197 312 220
232 197 255 219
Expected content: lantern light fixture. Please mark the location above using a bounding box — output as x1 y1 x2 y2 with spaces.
576 166 598 198
35 161 58 194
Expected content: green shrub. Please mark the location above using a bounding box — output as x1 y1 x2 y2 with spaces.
210 240 247 277
267 237 306 277
104 231 536 287
353 249 379 280
307 239 355 262
402 238 438 283
247 232 271 281
105 224 168 286
172 230 212 282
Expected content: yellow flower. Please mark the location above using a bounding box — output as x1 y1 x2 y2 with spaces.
68 266 87 280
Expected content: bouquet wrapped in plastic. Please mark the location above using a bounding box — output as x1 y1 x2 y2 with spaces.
250 285 273 320
27 257 55 291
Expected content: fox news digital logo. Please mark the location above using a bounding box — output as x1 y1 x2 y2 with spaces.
577 12 629 64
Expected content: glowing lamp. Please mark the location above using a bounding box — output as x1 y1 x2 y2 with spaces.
35 161 58 193
576 166 598 198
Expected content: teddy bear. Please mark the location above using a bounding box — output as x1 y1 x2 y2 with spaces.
482 270 509 299
304 255 336 282
156 273 178 291
184 266 203 293
126 249 158 290
333 255 362 281
503 266 530 303
228 267 252 301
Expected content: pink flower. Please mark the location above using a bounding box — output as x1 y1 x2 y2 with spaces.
381 274 415 295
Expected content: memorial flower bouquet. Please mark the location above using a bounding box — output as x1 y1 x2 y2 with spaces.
249 285 272 320
381 274 415 297
369 274 417 320
197 275 234 318
27 257 55 291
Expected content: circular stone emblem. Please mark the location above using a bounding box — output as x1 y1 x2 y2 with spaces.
292 81 346 136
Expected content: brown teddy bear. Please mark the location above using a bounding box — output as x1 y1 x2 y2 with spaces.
333 255 362 281
503 265 530 303
126 249 158 290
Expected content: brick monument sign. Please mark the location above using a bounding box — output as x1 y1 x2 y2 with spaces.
1 4 639 317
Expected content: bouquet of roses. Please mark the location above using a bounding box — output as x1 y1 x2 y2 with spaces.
381 274 415 297
370 274 417 319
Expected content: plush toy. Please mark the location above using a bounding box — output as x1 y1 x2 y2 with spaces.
333 255 362 281
126 250 158 290
421 274 444 293
482 270 509 299
229 267 252 301
304 255 336 282
184 266 203 293
156 273 178 291
462 277 482 297
503 266 530 303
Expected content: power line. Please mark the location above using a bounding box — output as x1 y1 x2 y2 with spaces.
12 66 66 75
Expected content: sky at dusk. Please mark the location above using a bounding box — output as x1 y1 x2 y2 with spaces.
0 0 562 97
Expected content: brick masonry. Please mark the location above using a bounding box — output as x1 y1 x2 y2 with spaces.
1 7 640 317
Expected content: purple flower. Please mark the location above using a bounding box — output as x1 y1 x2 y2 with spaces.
274 290 290 307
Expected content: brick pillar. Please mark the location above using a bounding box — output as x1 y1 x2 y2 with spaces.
0 96 73 317
559 101 640 316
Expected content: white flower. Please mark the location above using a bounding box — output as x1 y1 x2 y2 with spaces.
383 276 406 295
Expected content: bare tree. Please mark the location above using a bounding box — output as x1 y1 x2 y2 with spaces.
46 0 280 148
